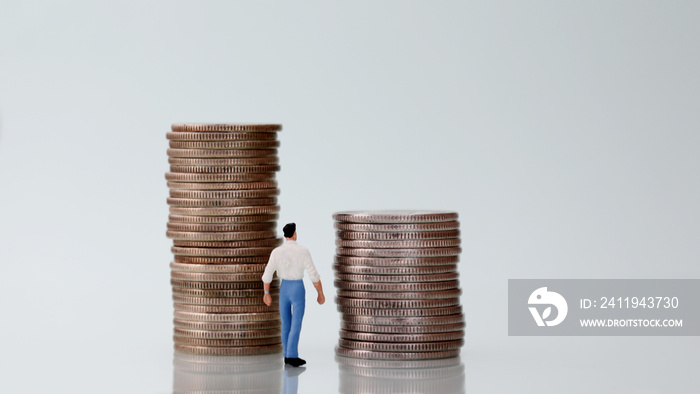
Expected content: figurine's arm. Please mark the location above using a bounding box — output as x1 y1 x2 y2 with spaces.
312 280 325 305
263 281 272 306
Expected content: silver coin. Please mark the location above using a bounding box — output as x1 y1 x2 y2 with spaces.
336 239 461 249
171 272 263 282
167 148 278 158
173 319 281 331
341 322 465 334
172 288 277 298
172 238 281 248
336 247 462 258
337 306 462 317
169 140 279 150
171 280 269 290
335 255 459 267
334 221 460 232
169 165 280 174
336 230 460 240
166 132 278 141
169 157 279 166
167 231 277 241
341 314 464 326
170 189 280 199
167 197 278 207
167 223 277 233
171 246 276 257
174 311 280 322
166 180 278 190
170 262 266 273
175 344 283 356
335 346 460 360
174 304 277 313
166 172 275 183
171 124 282 132
339 330 463 343
168 214 278 224
335 297 460 309
334 272 459 283
336 289 461 300
333 264 457 275
173 295 274 306
169 206 280 216
334 280 460 292
173 255 270 264
174 328 281 339
338 339 463 352
333 210 458 224
335 354 462 369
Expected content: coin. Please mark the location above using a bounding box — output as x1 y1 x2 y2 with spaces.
341 322 465 334
335 354 462 369
171 246 276 257
166 132 278 141
174 328 281 339
169 157 279 166
173 319 281 331
172 288 276 298
171 272 263 282
167 197 278 207
334 221 460 232
336 247 462 258
336 289 461 300
171 280 268 290
335 297 460 309
172 238 281 248
173 295 275 306
334 280 460 292
339 331 463 343
169 214 278 224
167 231 278 241
167 180 278 190
337 306 462 317
336 239 461 249
336 230 460 240
169 206 280 216
333 210 458 224
170 262 266 273
171 124 282 132
165 173 275 183
334 273 459 283
174 304 277 313
175 344 283 356
335 255 459 267
341 314 464 326
335 346 460 360
338 339 463 352
169 140 280 150
169 165 280 174
169 189 280 199
333 264 457 275
174 311 280 322
174 255 270 264
167 149 278 158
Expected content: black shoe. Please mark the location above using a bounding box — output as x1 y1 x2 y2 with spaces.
287 357 307 367
284 358 290 365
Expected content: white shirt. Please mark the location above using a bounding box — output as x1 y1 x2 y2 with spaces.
261 240 321 283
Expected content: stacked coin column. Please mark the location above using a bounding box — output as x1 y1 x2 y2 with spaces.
332 211 464 360
166 123 283 356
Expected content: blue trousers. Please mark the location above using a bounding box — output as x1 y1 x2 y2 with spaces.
279 279 305 358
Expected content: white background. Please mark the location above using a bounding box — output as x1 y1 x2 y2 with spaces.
1 1 698 393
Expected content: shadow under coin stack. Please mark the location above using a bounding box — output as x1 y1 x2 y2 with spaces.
333 210 465 360
166 123 283 356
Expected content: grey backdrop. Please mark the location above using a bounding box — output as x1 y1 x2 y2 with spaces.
1 1 698 393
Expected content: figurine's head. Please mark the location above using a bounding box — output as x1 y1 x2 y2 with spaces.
283 223 297 239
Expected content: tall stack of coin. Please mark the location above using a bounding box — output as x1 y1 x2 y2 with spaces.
333 210 464 360
166 123 283 356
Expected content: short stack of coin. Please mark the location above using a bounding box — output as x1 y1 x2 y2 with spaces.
166 123 283 356
333 210 464 360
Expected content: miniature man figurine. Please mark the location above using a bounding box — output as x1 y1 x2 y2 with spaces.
262 223 325 367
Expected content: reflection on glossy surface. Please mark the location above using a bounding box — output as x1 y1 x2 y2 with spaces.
283 365 306 394
337 355 465 394
173 351 283 393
